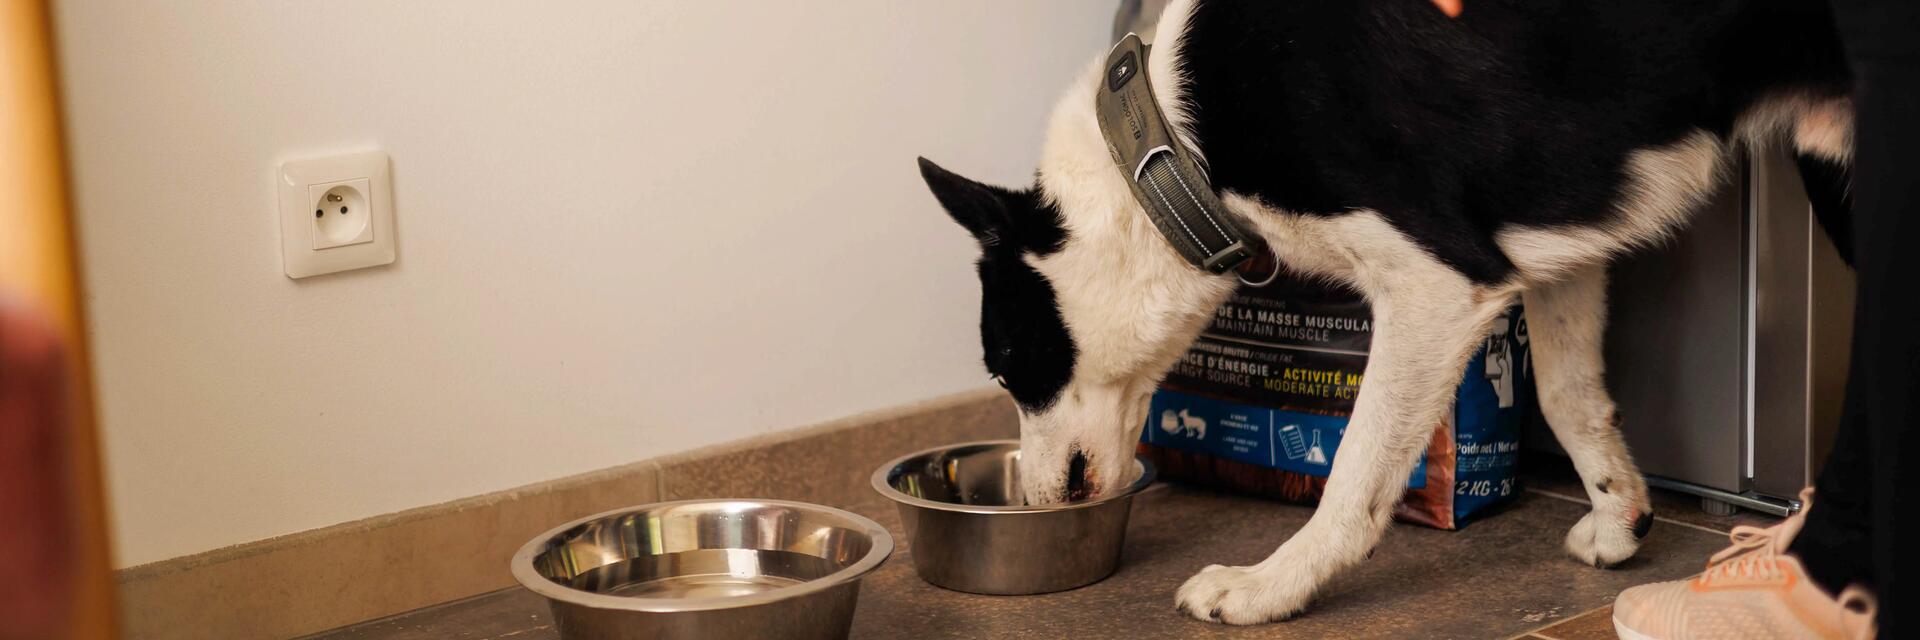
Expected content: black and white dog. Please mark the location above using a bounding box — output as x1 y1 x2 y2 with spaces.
918 0 1853 625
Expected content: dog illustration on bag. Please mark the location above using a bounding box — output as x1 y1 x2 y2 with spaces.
1159 409 1206 439
1483 309 1532 409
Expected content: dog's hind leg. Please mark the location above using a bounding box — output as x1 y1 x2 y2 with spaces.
1523 264 1653 568
1175 219 1514 624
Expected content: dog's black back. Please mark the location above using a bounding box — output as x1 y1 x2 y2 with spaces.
1180 0 1851 284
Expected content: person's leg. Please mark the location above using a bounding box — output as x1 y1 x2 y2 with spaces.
1617 4 1918 635
1819 0 1920 632
1790 351 1876 596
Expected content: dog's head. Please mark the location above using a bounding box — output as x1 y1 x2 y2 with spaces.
918 149 1234 504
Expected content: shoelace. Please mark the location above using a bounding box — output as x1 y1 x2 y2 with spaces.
1702 547 1784 583
1708 524 1780 565
1698 524 1787 585
1700 487 1815 584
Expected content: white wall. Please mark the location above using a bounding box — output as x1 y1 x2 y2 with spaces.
53 1 1110 567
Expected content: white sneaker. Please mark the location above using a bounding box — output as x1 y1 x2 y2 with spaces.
1611 488 1877 640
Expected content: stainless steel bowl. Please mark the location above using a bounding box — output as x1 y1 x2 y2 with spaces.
510 499 893 640
870 440 1155 595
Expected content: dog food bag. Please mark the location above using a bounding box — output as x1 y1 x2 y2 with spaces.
1138 270 1532 530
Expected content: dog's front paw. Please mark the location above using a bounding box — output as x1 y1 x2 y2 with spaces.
1173 563 1312 625
1565 506 1651 569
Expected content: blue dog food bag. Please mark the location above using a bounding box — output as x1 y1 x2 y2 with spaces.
1138 272 1531 529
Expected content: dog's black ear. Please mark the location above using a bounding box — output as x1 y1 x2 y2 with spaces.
918 157 1013 248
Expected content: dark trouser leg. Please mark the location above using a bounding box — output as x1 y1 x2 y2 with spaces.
1792 334 1874 592
1791 0 1920 631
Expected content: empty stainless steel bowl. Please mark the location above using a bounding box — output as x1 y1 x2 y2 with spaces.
511 499 893 640
870 440 1155 595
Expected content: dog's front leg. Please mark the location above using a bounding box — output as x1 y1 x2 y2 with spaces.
1175 264 1513 624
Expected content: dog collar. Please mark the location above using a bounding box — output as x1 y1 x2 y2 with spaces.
1094 33 1256 274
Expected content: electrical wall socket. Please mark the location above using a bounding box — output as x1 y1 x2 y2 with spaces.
278 151 394 278
310 178 373 249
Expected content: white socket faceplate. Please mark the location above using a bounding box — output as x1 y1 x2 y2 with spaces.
278 151 395 278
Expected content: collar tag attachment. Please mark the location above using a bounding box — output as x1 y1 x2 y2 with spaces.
1094 33 1255 274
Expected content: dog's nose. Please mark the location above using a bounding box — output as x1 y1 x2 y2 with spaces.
1065 451 1091 501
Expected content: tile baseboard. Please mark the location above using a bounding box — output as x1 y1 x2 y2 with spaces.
117 388 1015 640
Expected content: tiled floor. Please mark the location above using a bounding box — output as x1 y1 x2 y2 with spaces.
1518 456 1780 536
311 465 1767 640
1525 605 1621 640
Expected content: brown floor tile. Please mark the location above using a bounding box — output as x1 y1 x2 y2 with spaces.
320 484 1728 640
848 488 1723 639
1531 606 1619 640
1521 455 1779 535
300 589 552 640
